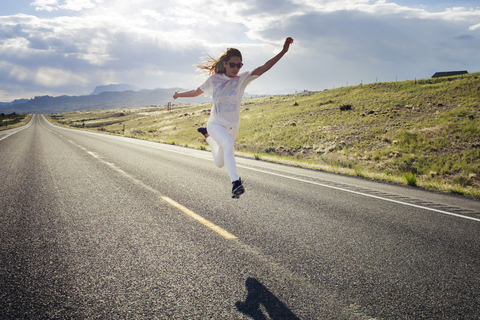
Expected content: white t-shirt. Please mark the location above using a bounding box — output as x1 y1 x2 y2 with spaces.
199 70 259 126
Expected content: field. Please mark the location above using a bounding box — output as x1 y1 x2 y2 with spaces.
46 72 480 198
0 113 32 131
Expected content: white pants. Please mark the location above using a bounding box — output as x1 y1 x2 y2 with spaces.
206 122 239 183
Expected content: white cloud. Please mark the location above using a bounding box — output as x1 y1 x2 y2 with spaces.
141 9 165 22
469 23 480 30
34 67 89 87
60 0 96 11
0 61 30 82
1 0 480 101
30 0 59 12
30 0 99 12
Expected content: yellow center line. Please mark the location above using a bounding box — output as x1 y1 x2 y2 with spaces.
161 196 238 239
40 116 238 239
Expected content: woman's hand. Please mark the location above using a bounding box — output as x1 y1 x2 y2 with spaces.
283 37 294 53
173 91 179 100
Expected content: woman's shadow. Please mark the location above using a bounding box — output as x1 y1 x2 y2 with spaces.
236 278 300 320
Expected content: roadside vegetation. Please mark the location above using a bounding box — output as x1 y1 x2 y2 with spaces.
0 113 32 131
46 72 480 198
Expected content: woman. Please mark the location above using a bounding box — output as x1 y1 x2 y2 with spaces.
173 37 294 198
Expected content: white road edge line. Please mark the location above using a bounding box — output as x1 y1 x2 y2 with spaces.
0 117 34 141
42 116 480 222
237 165 480 222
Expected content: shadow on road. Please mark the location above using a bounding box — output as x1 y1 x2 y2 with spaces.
236 277 299 320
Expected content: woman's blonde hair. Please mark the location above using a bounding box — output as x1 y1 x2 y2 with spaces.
196 48 242 75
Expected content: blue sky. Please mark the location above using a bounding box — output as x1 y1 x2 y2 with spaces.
0 0 479 101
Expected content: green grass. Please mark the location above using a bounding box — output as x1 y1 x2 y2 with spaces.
45 72 480 198
403 172 417 187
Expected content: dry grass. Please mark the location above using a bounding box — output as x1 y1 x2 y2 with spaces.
0 114 33 131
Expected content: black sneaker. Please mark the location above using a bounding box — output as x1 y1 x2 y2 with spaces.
197 126 208 137
231 179 245 199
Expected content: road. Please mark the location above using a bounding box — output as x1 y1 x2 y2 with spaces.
1 114 480 319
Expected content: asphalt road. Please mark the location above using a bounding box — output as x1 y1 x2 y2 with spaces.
1 115 480 319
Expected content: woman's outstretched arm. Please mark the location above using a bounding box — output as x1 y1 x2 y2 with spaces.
252 37 293 77
173 87 204 100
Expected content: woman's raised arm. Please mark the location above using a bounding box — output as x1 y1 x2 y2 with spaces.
252 37 293 77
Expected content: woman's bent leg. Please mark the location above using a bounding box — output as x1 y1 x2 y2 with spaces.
207 123 239 182
206 135 224 168
205 122 226 168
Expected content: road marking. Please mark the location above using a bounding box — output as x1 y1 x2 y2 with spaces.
0 117 33 141
237 165 480 222
41 115 480 223
39 117 238 239
161 196 238 239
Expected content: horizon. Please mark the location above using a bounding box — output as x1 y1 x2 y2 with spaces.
3 69 478 106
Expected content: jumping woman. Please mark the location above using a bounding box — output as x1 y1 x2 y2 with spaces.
173 37 294 198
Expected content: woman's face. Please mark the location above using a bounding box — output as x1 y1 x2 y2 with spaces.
224 56 243 78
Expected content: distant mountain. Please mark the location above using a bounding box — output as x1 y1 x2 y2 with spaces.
0 88 211 114
0 98 30 109
90 84 143 96
0 84 291 114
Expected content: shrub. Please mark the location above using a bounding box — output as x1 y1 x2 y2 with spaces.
354 165 364 177
399 130 417 147
264 146 276 153
131 129 144 135
381 135 391 143
397 159 418 174
339 104 352 111
404 172 417 186
453 175 474 187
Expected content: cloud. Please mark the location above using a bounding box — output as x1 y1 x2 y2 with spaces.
470 23 480 30
60 0 97 11
30 0 97 12
0 6 215 99
30 0 59 12
34 67 89 87
226 1 480 68
1 0 480 101
455 34 475 40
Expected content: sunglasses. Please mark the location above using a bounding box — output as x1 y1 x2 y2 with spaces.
227 62 244 68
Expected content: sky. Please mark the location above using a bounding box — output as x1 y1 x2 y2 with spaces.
0 0 479 102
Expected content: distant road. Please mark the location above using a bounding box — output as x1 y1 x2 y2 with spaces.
1 115 480 319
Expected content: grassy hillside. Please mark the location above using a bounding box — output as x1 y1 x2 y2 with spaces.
46 72 480 198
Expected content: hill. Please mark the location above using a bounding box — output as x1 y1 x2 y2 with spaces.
46 72 480 198
0 99 29 108
0 88 211 114
90 84 143 95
